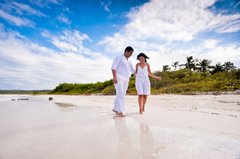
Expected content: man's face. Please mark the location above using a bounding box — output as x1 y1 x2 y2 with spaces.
125 51 133 58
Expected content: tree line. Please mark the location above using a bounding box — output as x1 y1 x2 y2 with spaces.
163 56 236 74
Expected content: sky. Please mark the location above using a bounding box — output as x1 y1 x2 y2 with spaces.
0 0 240 90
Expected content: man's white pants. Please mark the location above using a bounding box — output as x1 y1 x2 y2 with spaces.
113 79 129 113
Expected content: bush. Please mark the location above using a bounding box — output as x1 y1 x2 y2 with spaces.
101 86 115 95
50 69 240 95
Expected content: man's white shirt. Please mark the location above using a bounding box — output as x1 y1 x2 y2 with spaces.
111 54 135 82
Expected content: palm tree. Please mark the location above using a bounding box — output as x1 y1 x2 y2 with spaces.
162 65 171 72
211 62 224 74
172 61 179 70
196 59 211 72
180 56 195 71
222 61 236 72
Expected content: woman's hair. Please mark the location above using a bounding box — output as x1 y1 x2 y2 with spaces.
137 53 149 62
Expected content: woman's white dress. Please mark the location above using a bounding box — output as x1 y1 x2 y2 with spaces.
135 65 150 95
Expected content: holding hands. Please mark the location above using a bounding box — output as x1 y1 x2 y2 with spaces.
155 76 161 80
113 78 118 84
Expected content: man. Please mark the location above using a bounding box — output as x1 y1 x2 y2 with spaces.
111 46 135 117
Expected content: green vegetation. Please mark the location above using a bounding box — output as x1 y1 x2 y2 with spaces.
50 57 240 95
50 80 114 95
151 70 240 94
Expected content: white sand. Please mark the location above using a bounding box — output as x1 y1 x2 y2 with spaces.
0 94 239 159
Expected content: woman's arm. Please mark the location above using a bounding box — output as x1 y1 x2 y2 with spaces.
147 63 161 80
135 63 138 75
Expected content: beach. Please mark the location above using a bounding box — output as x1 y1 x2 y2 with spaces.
0 94 240 159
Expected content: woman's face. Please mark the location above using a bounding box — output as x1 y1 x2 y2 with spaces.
139 56 145 62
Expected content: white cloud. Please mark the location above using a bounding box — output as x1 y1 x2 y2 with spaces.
130 0 239 41
140 41 240 71
98 0 240 71
0 28 112 90
29 0 63 7
62 7 71 14
57 14 71 24
42 30 92 55
203 39 220 48
216 19 240 33
99 0 240 50
101 1 111 13
48 0 63 4
0 1 45 27
0 9 35 27
200 41 240 64
9 1 45 17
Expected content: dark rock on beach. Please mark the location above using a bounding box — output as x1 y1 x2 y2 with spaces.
17 98 29 100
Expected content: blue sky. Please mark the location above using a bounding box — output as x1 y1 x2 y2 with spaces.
0 0 240 89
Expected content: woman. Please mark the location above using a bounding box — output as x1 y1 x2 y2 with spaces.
135 53 161 114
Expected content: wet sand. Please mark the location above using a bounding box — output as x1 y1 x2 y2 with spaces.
0 95 240 159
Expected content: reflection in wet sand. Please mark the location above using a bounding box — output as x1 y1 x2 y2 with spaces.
113 116 160 159
114 117 136 159
140 122 158 159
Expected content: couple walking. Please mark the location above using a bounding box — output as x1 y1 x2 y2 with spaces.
111 46 161 117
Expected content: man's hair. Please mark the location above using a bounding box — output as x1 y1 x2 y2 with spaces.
124 46 134 52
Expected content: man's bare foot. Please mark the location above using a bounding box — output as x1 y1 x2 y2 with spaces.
139 110 143 114
112 109 118 114
117 112 126 117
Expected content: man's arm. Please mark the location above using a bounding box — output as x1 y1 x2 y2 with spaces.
130 62 135 74
112 69 117 84
111 56 120 84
